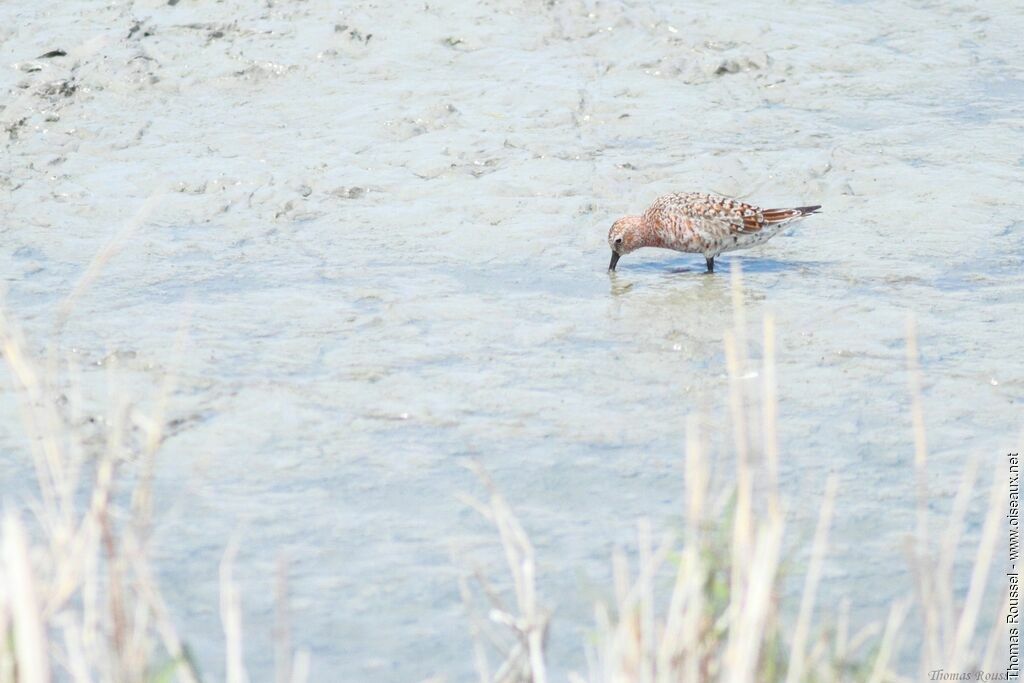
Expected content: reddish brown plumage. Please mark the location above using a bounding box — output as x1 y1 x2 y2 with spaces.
608 192 821 272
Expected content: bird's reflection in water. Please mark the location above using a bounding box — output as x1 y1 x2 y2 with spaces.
607 271 634 297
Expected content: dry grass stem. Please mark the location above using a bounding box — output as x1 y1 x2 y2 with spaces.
458 273 1006 683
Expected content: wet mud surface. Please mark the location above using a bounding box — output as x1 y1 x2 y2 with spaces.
1 0 1022 679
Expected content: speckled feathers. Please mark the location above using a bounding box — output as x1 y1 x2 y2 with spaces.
608 192 820 272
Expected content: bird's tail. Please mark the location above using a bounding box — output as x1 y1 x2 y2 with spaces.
763 205 822 224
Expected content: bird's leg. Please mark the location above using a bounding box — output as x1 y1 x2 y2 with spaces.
705 256 715 273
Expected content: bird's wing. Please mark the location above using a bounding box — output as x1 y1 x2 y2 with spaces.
755 205 821 229
671 194 820 234
656 193 769 234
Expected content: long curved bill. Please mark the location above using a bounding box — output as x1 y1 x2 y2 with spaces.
609 251 621 271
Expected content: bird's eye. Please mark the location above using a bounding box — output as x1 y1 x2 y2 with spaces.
614 237 623 245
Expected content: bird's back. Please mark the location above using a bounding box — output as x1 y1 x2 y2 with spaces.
641 192 820 255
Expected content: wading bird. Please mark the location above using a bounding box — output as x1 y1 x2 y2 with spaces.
608 192 821 273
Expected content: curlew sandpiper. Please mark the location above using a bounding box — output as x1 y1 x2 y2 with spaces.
607 192 821 273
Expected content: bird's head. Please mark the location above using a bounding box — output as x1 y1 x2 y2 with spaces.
607 215 644 270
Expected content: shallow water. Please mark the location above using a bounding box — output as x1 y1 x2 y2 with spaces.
1 0 1022 679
